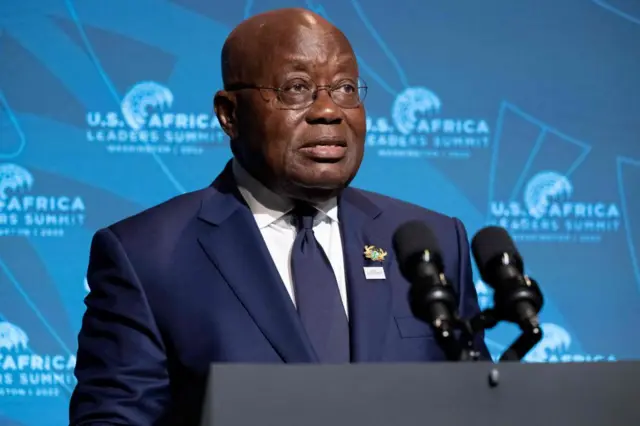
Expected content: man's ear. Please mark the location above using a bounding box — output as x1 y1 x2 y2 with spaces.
213 90 237 139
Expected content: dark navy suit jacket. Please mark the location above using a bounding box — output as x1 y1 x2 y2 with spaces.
69 161 488 425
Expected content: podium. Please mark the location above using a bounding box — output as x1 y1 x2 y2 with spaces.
200 361 640 426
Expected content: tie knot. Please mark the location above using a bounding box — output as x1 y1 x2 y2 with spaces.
292 203 317 230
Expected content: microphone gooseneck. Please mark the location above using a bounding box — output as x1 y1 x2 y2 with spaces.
393 220 547 364
471 226 544 361
392 220 464 361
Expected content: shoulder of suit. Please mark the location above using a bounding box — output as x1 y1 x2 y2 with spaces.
347 189 468 259
347 187 456 223
106 186 214 239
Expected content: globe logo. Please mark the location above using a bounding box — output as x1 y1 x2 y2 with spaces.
0 163 34 200
121 81 174 130
391 87 441 135
524 171 573 219
0 321 29 352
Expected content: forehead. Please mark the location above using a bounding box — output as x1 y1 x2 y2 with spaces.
256 25 358 78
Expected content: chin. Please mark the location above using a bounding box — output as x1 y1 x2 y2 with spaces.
280 157 359 199
284 173 351 202
292 188 343 204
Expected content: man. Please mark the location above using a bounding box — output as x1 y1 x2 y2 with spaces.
70 7 488 425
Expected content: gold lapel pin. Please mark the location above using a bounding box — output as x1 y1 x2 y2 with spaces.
364 245 387 262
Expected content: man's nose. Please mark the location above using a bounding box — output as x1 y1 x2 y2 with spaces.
305 89 343 124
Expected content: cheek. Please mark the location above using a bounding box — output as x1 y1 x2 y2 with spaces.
264 112 305 165
346 109 367 138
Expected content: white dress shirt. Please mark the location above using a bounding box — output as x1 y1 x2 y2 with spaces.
232 160 349 318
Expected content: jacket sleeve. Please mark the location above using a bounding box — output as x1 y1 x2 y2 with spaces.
452 217 492 361
69 227 170 425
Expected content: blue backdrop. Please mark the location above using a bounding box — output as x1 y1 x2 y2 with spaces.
1 0 639 424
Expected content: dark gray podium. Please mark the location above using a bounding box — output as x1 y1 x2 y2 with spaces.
200 361 640 426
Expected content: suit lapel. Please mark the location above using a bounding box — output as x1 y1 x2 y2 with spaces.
197 164 317 363
339 189 393 362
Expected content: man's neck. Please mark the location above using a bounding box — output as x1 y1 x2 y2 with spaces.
232 158 339 223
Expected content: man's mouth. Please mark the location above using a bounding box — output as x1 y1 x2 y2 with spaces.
299 139 347 161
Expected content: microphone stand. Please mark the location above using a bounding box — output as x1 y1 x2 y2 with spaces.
409 278 498 362
455 309 500 362
411 292 498 362
411 273 545 393
431 319 465 363
455 276 545 363
449 306 542 363
408 283 466 362
409 269 544 363
498 320 543 362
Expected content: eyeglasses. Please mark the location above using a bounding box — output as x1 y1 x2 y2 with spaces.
225 77 368 110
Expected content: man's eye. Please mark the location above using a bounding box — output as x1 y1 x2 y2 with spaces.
283 81 311 92
336 83 356 94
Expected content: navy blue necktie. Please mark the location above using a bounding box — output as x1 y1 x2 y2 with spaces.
290 204 350 363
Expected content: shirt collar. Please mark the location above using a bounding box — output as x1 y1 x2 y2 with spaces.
232 159 339 229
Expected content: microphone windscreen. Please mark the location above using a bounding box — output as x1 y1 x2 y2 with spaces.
471 226 520 278
392 220 441 272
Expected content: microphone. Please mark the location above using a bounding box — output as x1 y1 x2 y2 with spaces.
471 226 543 329
392 221 458 340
